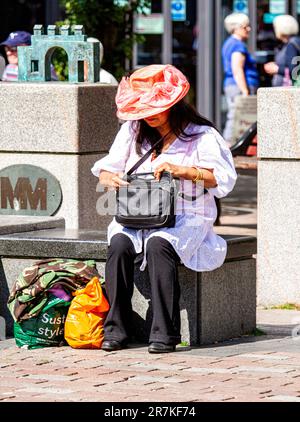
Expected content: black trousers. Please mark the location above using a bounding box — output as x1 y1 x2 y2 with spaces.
104 233 181 345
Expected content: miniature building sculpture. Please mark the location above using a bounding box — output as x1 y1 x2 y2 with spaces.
18 24 100 83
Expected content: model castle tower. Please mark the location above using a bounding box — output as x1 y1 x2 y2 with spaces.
18 24 100 83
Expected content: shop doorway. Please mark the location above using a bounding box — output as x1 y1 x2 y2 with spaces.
132 0 297 128
215 0 291 131
133 0 197 106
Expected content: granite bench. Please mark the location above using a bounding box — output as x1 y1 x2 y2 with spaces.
0 228 257 346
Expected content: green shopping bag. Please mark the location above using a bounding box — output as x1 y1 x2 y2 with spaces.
14 294 71 349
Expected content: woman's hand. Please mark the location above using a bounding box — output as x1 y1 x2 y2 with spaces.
154 163 218 188
264 62 279 75
154 163 185 180
99 171 129 189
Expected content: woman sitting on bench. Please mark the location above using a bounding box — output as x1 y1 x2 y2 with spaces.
92 65 237 353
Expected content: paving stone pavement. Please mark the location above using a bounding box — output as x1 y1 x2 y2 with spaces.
0 310 299 403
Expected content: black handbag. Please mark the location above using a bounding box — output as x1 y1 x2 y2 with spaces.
115 135 180 230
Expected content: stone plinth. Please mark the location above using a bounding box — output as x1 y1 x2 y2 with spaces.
0 83 118 153
258 88 300 159
0 83 119 230
258 88 300 305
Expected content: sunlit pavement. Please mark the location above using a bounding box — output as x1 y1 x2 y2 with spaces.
0 310 299 403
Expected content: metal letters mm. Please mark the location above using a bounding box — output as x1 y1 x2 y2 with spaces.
0 165 62 216
18 24 100 83
1 177 47 211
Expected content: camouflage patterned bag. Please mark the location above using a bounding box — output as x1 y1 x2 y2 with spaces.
14 294 71 349
8 259 101 322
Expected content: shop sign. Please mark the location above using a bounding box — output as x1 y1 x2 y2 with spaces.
171 0 186 22
0 165 62 216
134 14 164 34
233 0 249 15
263 13 282 24
270 0 286 14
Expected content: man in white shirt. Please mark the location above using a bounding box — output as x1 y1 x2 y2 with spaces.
86 37 118 85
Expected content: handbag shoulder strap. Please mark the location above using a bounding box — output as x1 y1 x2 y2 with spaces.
126 132 171 176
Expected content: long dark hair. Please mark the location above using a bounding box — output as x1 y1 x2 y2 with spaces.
132 100 218 156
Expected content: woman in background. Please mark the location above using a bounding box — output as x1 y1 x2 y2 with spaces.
222 13 259 145
264 15 300 87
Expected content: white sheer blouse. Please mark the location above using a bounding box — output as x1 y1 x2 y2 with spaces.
91 121 237 272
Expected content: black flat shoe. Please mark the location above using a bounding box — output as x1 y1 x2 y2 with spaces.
148 342 176 354
101 340 123 351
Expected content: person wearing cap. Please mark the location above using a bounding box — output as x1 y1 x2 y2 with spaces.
92 64 237 353
0 31 31 81
0 30 58 81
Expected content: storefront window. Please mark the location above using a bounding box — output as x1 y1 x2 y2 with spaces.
172 0 197 104
134 0 163 66
256 0 288 87
136 34 162 65
134 0 197 105
219 1 236 131
134 0 295 130
257 1 282 52
296 0 300 21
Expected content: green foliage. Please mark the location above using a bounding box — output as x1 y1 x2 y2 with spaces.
56 0 150 81
252 328 266 336
51 46 69 81
270 303 300 311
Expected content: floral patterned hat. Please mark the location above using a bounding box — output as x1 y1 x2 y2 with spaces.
116 64 190 121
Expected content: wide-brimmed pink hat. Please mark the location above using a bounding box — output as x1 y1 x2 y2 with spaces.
116 64 190 121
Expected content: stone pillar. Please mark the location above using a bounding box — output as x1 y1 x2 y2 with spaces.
257 87 300 306
0 82 119 230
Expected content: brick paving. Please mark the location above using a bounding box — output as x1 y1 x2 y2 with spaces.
0 310 300 403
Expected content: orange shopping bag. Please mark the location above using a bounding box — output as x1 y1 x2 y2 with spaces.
64 277 110 349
